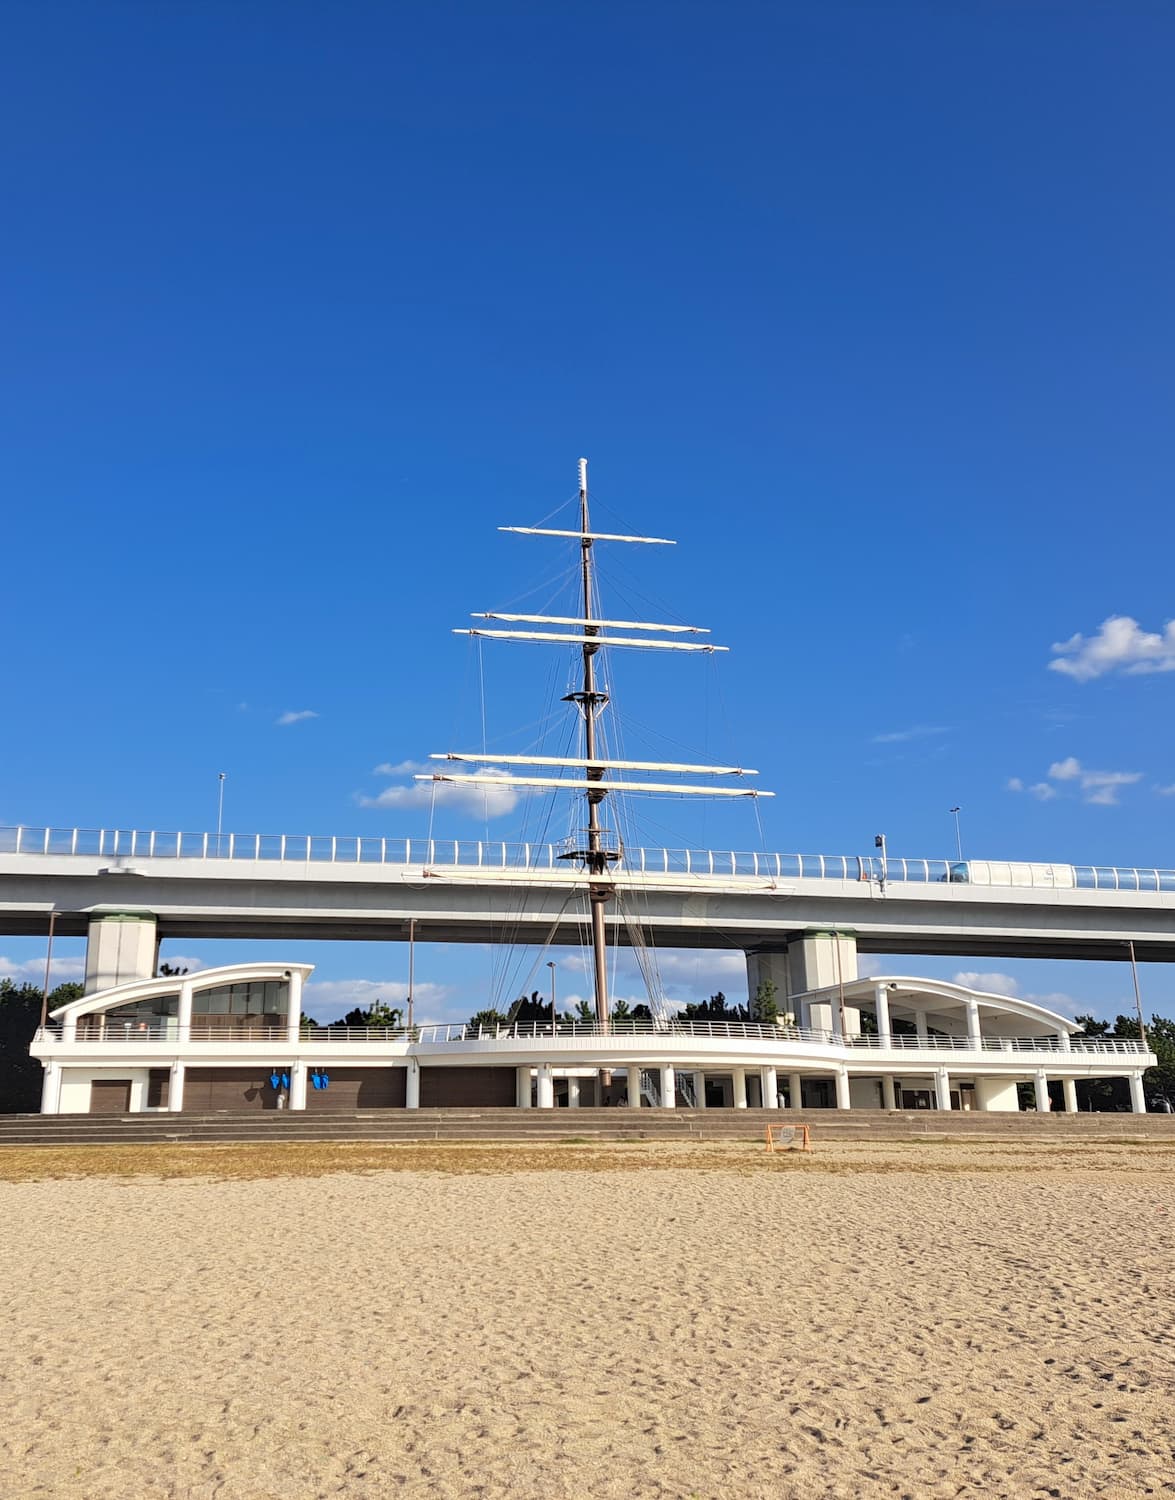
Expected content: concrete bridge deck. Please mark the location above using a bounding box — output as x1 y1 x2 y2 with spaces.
4 827 1175 961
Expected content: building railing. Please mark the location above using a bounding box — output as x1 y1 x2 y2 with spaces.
4 825 1175 894
33 1020 1150 1055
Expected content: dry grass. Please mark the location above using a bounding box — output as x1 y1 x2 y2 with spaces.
2 1136 1175 1183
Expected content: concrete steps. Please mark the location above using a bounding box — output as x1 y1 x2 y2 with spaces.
1 1107 1173 1148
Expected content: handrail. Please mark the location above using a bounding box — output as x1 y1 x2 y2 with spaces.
4 825 1175 894
33 1021 1150 1054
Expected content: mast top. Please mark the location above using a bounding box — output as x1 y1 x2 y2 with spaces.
579 457 588 494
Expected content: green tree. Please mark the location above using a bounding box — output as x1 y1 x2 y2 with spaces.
751 980 779 1024
332 1001 403 1029
467 1007 509 1031
0 979 84 1114
679 991 749 1023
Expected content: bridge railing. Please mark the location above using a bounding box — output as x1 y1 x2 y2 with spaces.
5 825 1175 894
33 1019 1149 1055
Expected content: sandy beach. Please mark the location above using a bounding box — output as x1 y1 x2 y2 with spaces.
2 1139 1173 1500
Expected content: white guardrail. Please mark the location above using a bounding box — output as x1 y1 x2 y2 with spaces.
36 1019 1149 1054
3 826 1175 893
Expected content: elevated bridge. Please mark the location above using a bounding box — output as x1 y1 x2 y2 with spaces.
2 826 1175 968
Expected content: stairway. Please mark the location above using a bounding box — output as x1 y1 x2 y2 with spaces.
1 1107 1173 1148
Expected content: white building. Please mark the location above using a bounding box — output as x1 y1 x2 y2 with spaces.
30 960 1154 1115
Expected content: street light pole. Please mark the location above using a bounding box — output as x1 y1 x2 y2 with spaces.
407 918 416 1033
216 772 226 856
949 806 963 862
546 960 557 1035
39 909 58 1030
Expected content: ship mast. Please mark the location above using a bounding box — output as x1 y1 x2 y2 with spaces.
422 457 773 1032
575 458 612 1027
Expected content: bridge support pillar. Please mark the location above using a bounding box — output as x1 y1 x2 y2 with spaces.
881 1075 897 1110
405 1058 420 1109
789 931 858 994
1062 1077 1078 1113
761 1065 779 1108
745 950 791 1006
789 1072 803 1110
84 912 157 994
626 1065 642 1108
1129 1072 1147 1113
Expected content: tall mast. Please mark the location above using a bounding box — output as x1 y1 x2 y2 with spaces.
578 457 611 1027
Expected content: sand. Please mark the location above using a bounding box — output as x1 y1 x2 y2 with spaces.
1 1139 1173 1500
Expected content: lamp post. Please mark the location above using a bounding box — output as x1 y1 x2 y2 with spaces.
874 833 887 892
949 806 963 862
216 772 226 856
407 918 416 1033
546 960 557 1034
39 909 58 1031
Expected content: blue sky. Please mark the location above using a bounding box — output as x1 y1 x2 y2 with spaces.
3 2 1174 1021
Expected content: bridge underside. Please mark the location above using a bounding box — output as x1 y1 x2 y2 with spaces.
3 872 1175 963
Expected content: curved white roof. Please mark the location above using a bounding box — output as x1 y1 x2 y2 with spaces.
51 962 315 1022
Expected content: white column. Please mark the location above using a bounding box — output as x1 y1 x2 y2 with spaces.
516 1066 532 1107
288 1060 307 1111
40 1061 62 1114
178 980 194 1041
62 1014 77 1043
83 912 157 993
732 1067 748 1109
536 1063 555 1109
965 1000 982 1051
935 1068 952 1111
286 970 303 1044
1062 1077 1078 1113
834 1066 851 1110
168 1059 185 1112
567 1077 581 1108
693 1071 706 1108
626 1065 642 1108
789 1072 803 1110
873 984 892 1046
658 1064 676 1108
1033 1069 1050 1112
405 1058 420 1109
914 1011 928 1043
1058 1029 1072 1053
881 1074 896 1110
1129 1073 1147 1113
761 1065 779 1108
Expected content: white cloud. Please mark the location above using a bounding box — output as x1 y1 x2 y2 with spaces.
1050 616 1175 681
0 954 86 985
301 978 452 1025
358 762 523 819
1155 784 1175 797
871 725 949 744
953 970 1019 997
952 970 1079 1017
561 947 747 1000
276 709 319 726
1009 756 1142 806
